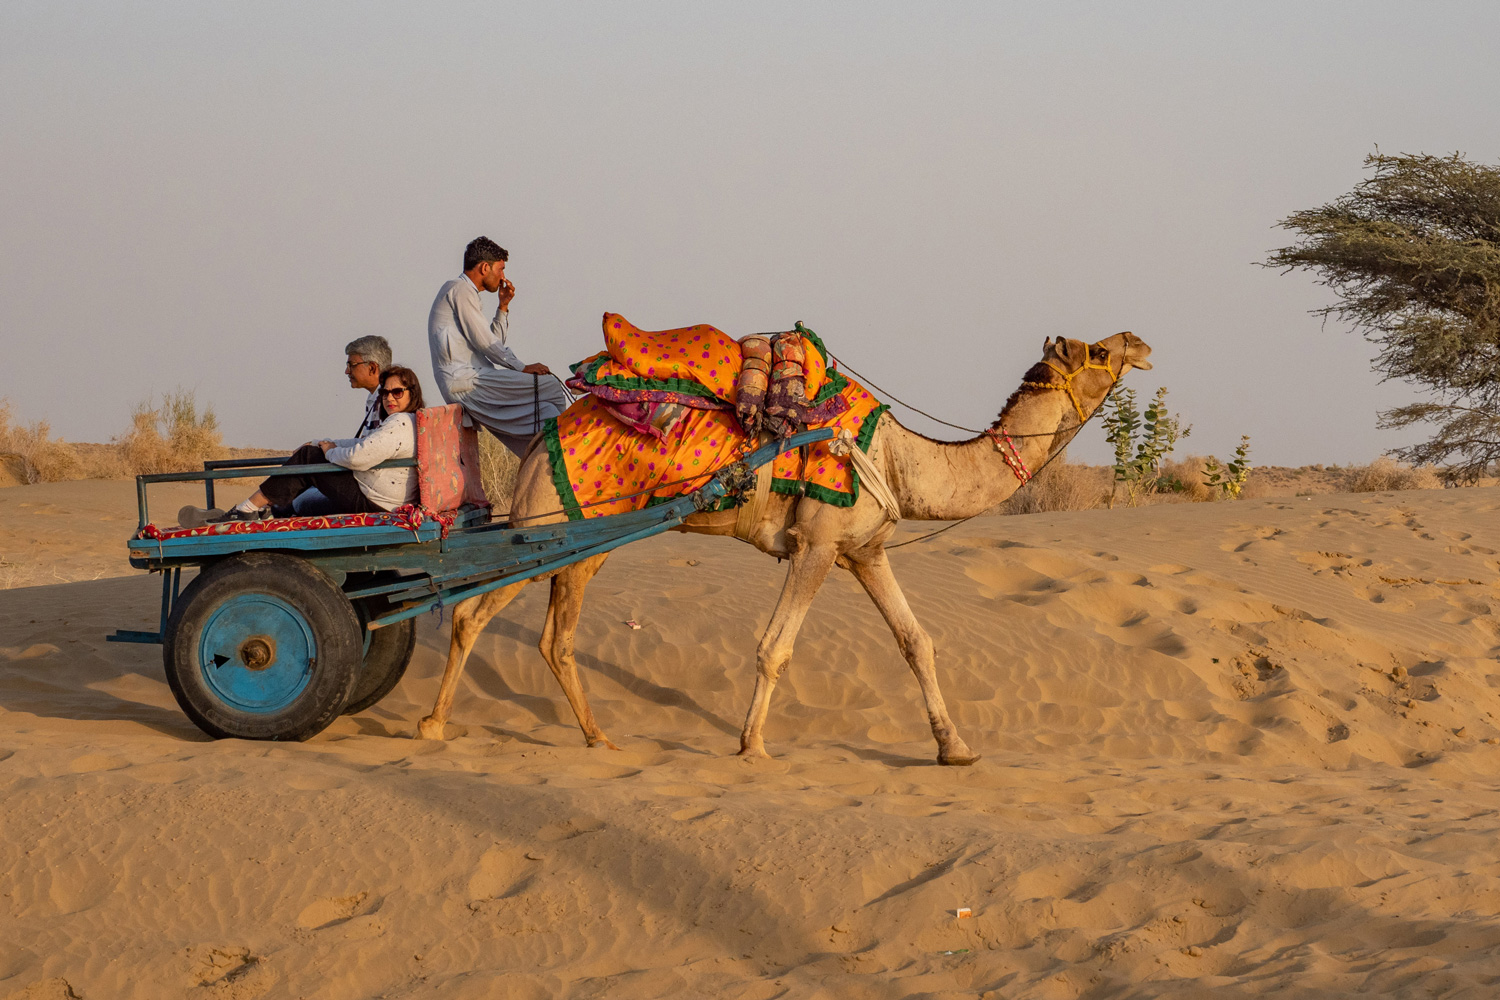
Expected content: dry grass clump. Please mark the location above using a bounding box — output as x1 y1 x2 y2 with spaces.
0 399 82 484
1345 457 1443 492
117 391 225 475
477 430 522 511
1157 456 1216 502
1002 453 1109 515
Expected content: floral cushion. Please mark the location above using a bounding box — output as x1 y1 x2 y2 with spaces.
416 403 489 513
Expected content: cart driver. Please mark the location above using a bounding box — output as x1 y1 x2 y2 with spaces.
427 237 569 457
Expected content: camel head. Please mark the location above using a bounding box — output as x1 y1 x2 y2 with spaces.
1093 330 1152 375
1032 331 1152 416
995 331 1155 445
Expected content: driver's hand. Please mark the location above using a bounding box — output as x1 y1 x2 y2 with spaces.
522 363 551 376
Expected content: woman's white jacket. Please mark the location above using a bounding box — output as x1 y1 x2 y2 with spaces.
325 412 417 511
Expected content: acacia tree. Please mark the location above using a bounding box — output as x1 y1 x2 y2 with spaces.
1267 152 1500 480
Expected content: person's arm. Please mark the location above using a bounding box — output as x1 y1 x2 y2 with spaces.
454 284 525 371
325 416 411 471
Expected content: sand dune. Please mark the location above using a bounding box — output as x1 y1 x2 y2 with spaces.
3 482 1500 997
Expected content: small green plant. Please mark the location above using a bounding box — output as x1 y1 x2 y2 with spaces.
1203 435 1253 499
1102 386 1190 506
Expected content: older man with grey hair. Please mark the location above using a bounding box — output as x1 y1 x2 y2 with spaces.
345 334 393 439
290 335 395 515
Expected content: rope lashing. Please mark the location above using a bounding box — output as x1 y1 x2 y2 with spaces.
887 346 1125 550
829 427 900 521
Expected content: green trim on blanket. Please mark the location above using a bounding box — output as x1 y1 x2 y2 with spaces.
543 417 586 522
792 323 850 405
767 404 889 509
793 322 829 364
569 354 727 403
769 477 856 507
857 403 889 451
571 327 847 406
810 369 849 405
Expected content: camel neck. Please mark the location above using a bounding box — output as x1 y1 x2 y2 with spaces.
878 391 1071 521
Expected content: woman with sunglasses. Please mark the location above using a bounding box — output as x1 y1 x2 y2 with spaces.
181 367 425 525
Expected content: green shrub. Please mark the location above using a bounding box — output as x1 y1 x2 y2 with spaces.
1203 436 1253 499
1102 386 1190 506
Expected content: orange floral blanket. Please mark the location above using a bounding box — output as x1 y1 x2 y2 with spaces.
546 314 887 519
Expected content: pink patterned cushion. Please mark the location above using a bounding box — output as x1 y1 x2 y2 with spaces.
416 404 489 512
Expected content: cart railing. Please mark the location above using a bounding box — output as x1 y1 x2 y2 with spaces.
132 456 417 531
113 428 836 646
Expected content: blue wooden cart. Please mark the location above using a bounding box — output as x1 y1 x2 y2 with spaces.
108 429 832 741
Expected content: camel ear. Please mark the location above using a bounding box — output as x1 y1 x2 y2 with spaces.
1049 337 1088 370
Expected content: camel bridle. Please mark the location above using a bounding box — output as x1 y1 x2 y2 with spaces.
984 344 1123 485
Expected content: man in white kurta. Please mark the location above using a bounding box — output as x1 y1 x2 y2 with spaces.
428 236 569 456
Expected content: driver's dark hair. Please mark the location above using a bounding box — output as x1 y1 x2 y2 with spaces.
463 236 508 272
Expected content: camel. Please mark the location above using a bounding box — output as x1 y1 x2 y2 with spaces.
416 331 1153 764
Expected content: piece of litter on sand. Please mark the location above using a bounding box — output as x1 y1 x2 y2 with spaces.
624 619 641 630
939 949 970 956
954 907 972 919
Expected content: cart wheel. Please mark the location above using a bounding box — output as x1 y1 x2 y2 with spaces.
343 600 417 716
163 552 361 741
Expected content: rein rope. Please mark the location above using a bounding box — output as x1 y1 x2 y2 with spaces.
885 349 1122 550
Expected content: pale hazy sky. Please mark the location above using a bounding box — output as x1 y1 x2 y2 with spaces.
3 2 1498 465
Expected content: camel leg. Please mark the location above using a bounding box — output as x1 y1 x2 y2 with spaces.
848 549 979 765
416 581 528 740
537 554 618 749
739 535 838 759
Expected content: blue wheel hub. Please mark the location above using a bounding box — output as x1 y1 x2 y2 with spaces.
199 593 317 713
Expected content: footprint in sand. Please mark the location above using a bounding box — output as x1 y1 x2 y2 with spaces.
184 945 274 999
536 817 606 841
3 979 82 1000
670 806 719 822
295 891 371 930
0 644 60 661
284 773 348 792
126 761 192 785
467 846 539 907
67 754 128 774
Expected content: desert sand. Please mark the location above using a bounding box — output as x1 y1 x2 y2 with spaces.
3 479 1500 998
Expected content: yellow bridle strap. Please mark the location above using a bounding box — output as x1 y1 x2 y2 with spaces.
1020 352 1120 423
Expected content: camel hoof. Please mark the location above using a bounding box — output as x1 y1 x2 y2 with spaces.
938 752 981 767
736 746 771 760
588 737 621 751
416 717 447 741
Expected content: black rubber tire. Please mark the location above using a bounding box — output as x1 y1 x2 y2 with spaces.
342 601 417 716
162 552 362 741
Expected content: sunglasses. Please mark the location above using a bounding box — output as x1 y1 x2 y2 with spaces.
378 386 408 398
